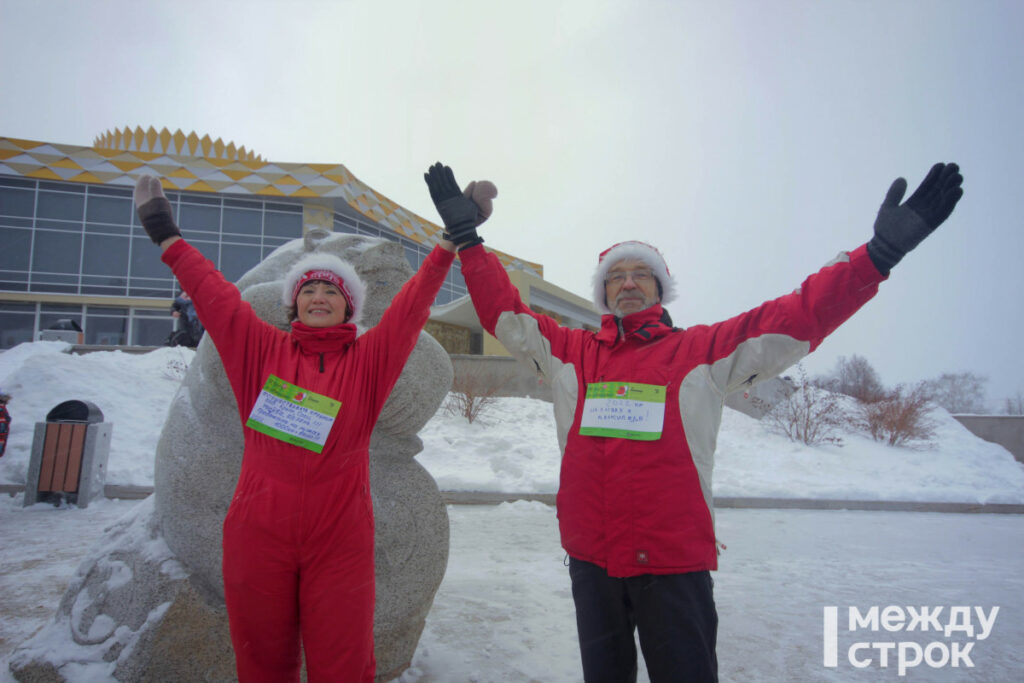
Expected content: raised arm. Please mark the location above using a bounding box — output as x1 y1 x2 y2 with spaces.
133 175 278 401
424 162 586 380
702 162 964 395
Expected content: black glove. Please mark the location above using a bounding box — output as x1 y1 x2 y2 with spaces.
424 162 484 249
133 175 181 244
867 162 963 275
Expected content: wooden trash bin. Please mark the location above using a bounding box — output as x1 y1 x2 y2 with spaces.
24 400 112 508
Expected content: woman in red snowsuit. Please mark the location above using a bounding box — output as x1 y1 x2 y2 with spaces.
134 175 456 682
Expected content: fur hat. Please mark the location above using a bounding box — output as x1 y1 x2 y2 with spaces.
281 253 366 325
591 241 677 315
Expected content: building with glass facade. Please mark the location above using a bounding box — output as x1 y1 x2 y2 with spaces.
0 127 597 353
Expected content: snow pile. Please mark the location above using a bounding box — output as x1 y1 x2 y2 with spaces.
1 341 1023 504
714 405 1024 504
0 343 194 486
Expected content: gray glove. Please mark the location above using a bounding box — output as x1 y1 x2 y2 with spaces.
867 163 963 275
133 175 181 244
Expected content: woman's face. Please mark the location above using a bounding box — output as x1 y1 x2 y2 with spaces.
295 280 348 328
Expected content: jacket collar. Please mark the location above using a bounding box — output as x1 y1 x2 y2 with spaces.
595 304 674 345
289 320 358 354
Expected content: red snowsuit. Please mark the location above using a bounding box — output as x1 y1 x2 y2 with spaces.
163 239 455 682
458 243 885 577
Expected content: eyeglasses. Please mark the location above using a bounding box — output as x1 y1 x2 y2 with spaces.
605 269 654 285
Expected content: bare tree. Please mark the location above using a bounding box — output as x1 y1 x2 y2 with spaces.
859 383 936 447
444 364 508 424
813 354 886 403
1004 391 1024 416
923 371 988 414
763 364 848 446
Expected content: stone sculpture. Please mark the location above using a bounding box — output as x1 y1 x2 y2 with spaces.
10 230 452 682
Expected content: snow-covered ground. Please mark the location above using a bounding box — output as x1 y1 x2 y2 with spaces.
3 342 1023 504
1 342 1024 681
2 496 1022 682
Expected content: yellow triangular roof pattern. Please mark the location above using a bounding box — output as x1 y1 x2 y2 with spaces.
0 130 542 276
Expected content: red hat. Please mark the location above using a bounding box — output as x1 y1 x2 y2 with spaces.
591 241 677 315
281 253 366 325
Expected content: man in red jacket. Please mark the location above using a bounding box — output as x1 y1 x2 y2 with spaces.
425 162 963 682
135 175 459 682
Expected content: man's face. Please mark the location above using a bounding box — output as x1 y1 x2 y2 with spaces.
605 258 659 316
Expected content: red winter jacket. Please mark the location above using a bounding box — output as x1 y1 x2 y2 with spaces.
163 239 454 498
459 243 885 577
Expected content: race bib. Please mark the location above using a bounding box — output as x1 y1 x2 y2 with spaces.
578 382 666 441
245 375 341 453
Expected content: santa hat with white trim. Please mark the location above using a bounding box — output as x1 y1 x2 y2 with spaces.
591 241 677 315
281 252 366 325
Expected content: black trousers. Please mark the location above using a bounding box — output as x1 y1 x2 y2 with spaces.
569 557 719 683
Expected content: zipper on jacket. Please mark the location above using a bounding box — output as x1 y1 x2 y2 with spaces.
319 352 325 373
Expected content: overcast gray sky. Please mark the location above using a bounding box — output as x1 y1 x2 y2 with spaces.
2 0 1021 404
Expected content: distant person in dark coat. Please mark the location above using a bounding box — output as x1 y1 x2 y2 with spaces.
170 290 204 347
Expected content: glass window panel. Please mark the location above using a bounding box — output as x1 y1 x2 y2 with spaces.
32 283 79 294
224 197 262 209
87 185 132 198
357 224 381 238
0 277 28 291
0 176 35 189
81 285 126 296
404 246 423 270
0 226 31 270
0 216 34 228
219 244 262 282
128 284 175 298
40 303 83 314
180 193 219 206
0 310 35 347
265 202 301 213
39 306 83 337
85 312 128 345
81 274 128 287
178 203 220 232
222 234 261 246
89 306 128 316
86 195 132 224
191 240 219 264
37 191 84 221
85 221 131 236
222 207 261 235
334 215 358 234
264 211 301 237
82 234 129 276
31 230 82 274
130 236 166 278
38 181 83 193
35 218 81 232
132 316 173 346
0 187 35 217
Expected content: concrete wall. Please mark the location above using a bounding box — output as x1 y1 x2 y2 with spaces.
952 415 1024 464
450 354 552 401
